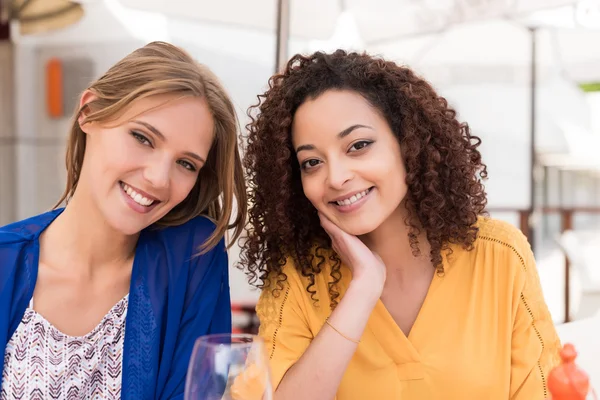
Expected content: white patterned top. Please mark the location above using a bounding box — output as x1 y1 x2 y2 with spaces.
1 295 128 400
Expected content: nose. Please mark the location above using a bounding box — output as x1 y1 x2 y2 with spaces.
326 158 354 190
142 156 171 191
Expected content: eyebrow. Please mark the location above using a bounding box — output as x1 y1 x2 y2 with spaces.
132 120 206 163
295 124 374 153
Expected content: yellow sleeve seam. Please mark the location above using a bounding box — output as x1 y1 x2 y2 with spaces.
519 292 548 399
479 235 548 398
478 235 527 272
269 285 291 360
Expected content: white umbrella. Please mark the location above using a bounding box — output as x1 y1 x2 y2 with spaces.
369 15 600 164
117 0 578 69
117 0 576 39
371 18 600 85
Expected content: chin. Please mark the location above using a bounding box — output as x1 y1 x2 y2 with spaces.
346 226 376 236
337 218 382 237
102 210 153 236
120 224 147 236
102 193 173 235
110 219 147 236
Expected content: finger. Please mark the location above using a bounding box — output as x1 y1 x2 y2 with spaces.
373 251 383 264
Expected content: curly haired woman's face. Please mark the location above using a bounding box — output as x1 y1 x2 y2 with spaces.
292 90 408 236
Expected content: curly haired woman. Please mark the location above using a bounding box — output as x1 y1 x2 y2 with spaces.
239 50 561 400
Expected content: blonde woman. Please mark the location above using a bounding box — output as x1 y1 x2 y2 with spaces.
0 42 246 399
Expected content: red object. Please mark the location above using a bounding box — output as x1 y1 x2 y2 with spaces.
46 58 64 118
231 303 259 334
548 343 595 400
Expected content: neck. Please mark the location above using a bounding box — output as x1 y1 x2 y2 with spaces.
360 205 432 279
40 189 138 275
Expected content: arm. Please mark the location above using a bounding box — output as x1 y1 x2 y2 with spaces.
509 234 561 399
266 213 385 400
162 238 231 400
272 279 379 400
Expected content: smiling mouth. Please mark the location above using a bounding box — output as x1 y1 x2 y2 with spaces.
119 181 159 207
330 187 374 207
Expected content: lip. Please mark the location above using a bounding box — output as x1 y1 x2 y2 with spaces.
119 181 161 214
330 187 373 203
120 181 160 201
330 187 374 214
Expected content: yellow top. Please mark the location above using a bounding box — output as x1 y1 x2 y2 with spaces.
255 217 562 399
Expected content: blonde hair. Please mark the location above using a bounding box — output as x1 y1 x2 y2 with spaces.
56 41 247 252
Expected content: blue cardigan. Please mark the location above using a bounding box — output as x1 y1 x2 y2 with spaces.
0 209 232 399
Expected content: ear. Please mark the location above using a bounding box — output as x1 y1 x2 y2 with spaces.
78 90 98 133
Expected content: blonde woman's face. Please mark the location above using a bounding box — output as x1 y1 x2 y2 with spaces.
79 94 215 235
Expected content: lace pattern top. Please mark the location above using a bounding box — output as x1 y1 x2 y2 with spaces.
1 295 128 400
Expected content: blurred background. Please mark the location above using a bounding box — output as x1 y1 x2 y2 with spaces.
1 0 600 334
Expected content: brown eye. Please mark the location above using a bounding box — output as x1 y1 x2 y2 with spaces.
301 159 321 170
349 140 373 152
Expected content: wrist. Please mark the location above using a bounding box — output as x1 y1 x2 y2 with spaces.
347 278 382 305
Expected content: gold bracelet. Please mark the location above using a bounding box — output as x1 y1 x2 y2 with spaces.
325 317 360 344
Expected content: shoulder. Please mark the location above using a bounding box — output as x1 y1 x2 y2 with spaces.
141 216 227 284
150 215 226 258
474 216 531 255
0 211 61 288
279 247 344 291
259 246 346 310
470 216 534 271
153 215 220 247
448 216 535 286
0 209 62 246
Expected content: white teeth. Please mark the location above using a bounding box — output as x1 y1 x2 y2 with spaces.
335 189 370 206
121 183 155 207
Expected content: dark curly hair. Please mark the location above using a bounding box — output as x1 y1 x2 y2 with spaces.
239 49 488 307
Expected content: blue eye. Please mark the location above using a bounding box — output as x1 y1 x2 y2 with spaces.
177 160 197 172
131 131 152 146
349 140 373 152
